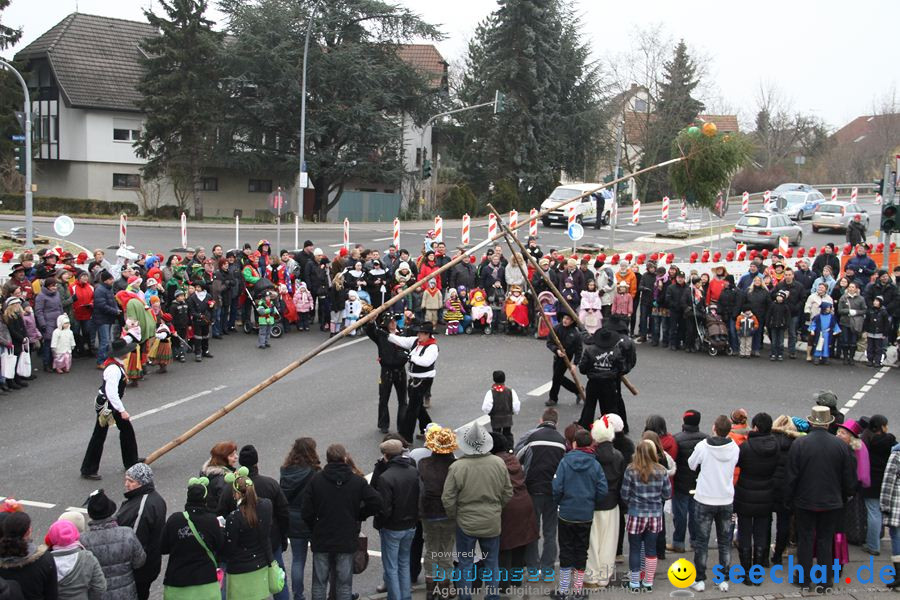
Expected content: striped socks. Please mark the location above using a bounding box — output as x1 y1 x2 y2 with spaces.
559 568 572 595
573 569 585 592
644 557 658 586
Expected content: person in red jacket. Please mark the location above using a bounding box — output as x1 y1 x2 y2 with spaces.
416 250 442 291
69 270 95 356
706 266 733 305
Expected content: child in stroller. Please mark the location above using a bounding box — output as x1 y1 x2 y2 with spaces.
536 291 558 339
467 288 494 334
703 304 730 356
504 284 529 334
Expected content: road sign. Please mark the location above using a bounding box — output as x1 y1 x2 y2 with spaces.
53 215 74 237
268 188 286 216
9 135 24 142
567 222 584 242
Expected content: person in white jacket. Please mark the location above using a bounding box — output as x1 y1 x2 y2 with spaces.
686 415 740 592
50 314 77 373
388 321 438 444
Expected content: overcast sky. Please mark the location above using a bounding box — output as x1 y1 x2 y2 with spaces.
6 0 898 131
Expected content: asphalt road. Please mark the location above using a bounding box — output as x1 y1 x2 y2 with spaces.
1 318 897 598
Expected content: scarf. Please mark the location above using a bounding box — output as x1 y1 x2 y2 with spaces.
492 384 506 393
195 290 208 301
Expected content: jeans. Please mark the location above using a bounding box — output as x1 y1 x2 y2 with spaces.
228 296 239 329
628 530 658 575
258 324 272 347
638 304 652 337
787 315 799 353
769 327 785 358
692 502 733 583
455 527 500 600
381 528 415 600
289 536 309 600
651 314 666 345
891 526 900 556
94 323 112 364
311 552 352 600
841 328 859 359
274 545 290 600
73 318 94 353
752 326 763 352
727 317 739 352
525 494 559 575
864 497 883 553
213 306 224 336
671 492 696 549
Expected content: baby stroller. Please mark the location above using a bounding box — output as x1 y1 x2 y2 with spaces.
243 280 284 338
504 285 530 335
465 288 494 335
700 304 730 356
535 291 558 339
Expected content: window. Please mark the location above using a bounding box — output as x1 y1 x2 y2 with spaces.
248 179 272 193
201 177 218 192
113 173 141 189
113 128 141 142
633 98 648 112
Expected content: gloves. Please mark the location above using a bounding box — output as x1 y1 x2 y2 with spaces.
849 309 857 316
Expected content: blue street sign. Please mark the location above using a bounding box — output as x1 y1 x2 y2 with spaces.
10 135 25 142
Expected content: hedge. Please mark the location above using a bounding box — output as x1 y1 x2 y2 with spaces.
0 194 139 216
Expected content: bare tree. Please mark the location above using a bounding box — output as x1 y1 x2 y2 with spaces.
134 177 163 215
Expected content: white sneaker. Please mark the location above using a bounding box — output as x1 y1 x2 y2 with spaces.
690 581 705 592
716 581 729 592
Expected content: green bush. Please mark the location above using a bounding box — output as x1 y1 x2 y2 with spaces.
441 184 478 218
490 179 519 213
0 194 139 216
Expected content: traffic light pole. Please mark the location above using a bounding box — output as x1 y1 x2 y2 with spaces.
882 162 896 270
0 60 33 248
609 118 624 253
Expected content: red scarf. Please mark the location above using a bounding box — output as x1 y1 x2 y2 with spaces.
417 337 437 348
492 384 506 393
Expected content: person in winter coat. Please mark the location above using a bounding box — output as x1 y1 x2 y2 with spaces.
0 512 58 600
279 438 320 600
489 433 538 595
837 281 866 365
635 261 657 342
441 422 512 600
223 470 274 600
44 519 105 600
804 283 830 361
686 415 740 592
862 416 896 556
417 428 457 597
734 413 779 572
785 406 857 585
619 440 671 592
80 489 147 600
846 245 877 288
70 271 95 356
770 416 800 564
878 442 900 589
447 252 476 293
863 296 891 366
34 277 64 371
846 215 867 247
669 410 707 554
160 478 223 600
809 300 841 364
584 416 624 588
744 277 770 357
218 445 289 599
199 442 236 513
114 464 166 600
90 273 120 367
577 326 625 429
812 243 842 278
372 439 419 600
186 283 215 362
292 282 314 332
766 291 791 360
50 315 76 373
301 444 381 600
551 429 607 600
665 272 688 350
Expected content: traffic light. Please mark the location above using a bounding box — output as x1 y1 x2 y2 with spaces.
493 90 506 114
422 159 432 179
876 178 885 196
882 199 898 234
13 146 24 175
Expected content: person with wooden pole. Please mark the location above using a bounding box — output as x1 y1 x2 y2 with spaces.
387 321 438 444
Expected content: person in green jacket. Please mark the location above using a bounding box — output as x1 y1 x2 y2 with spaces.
441 421 512 600
256 290 277 349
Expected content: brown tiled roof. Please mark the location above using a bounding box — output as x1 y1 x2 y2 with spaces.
697 114 739 133
833 114 900 146
15 13 157 113
396 44 448 90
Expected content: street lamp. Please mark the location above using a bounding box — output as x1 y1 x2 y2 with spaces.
0 59 33 248
297 0 320 223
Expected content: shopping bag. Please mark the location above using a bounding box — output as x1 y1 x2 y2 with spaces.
15 340 31 378
1 348 16 379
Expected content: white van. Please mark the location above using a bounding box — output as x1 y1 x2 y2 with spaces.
540 183 612 228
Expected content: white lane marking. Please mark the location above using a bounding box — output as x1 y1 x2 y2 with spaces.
874 371 886 379
867 378 879 386
371 237 394 242
853 392 865 400
131 385 228 421
0 496 55 509
860 385 872 393
844 400 857 408
842 365 891 416
319 336 367 356
528 381 552 396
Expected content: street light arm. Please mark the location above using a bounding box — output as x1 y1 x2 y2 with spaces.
0 59 33 248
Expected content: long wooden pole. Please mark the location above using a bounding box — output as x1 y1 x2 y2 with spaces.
498 230 585 404
489 204 639 396
144 160 680 463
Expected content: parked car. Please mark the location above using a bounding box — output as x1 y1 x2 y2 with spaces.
772 182 814 194
764 189 826 220
540 183 612 228
732 212 803 249
811 200 869 233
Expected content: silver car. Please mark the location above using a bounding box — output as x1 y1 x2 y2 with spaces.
811 201 869 233
732 212 803 249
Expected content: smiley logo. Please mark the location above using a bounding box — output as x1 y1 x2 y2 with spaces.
667 558 696 588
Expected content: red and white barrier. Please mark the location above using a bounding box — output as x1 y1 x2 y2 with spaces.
119 214 127 247
235 215 239 250
529 208 538 237
509 210 518 237
461 213 471 245
680 199 687 220
180 213 187 248
741 192 749 214
434 216 443 243
763 190 771 209
778 236 790 255
343 218 350 250
567 205 576 228
392 218 400 249
851 187 858 203
876 193 883 206
488 213 497 240
632 198 640 225
661 196 670 221
831 188 838 202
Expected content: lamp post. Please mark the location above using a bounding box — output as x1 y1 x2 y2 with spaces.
0 59 32 248
297 1 319 221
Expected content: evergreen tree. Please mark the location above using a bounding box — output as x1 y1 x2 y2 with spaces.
218 0 441 220
0 0 23 182
452 0 606 208
638 40 704 202
135 0 223 218
0 0 20 50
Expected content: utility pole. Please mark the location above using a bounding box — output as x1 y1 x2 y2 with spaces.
0 60 33 248
297 1 319 221
882 162 897 270
609 118 624 253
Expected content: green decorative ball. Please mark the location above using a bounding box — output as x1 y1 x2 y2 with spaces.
687 126 700 136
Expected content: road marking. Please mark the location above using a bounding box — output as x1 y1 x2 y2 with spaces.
319 336 367 356
841 365 890 415
527 381 552 396
131 385 228 421
371 237 394 242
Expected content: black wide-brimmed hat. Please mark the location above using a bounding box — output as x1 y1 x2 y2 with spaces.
109 338 137 359
410 321 434 335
